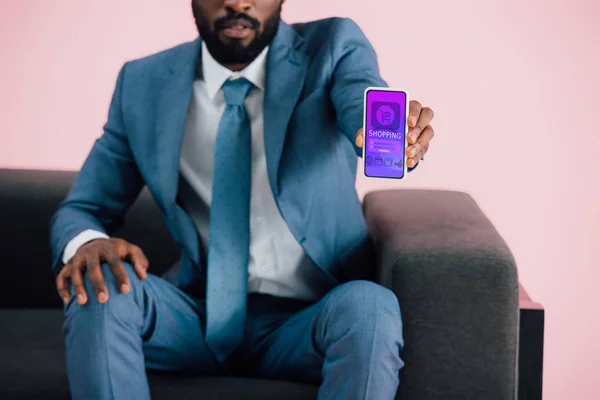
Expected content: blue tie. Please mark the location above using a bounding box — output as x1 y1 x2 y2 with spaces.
205 78 254 363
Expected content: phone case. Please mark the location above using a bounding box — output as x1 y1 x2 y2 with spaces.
362 87 410 180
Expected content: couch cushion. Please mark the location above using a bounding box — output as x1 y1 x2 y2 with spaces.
0 309 318 399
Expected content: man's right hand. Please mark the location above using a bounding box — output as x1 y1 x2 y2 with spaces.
56 238 149 305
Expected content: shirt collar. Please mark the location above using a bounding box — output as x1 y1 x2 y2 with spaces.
201 41 268 99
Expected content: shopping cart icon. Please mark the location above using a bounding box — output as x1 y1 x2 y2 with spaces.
371 101 401 130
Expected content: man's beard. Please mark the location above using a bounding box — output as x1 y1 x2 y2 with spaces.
192 2 281 65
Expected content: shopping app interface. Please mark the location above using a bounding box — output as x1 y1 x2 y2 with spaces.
364 90 407 179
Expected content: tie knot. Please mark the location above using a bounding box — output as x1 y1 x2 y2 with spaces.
222 78 254 106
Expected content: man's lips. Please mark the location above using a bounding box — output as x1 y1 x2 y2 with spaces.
220 19 255 39
222 26 253 39
220 18 254 29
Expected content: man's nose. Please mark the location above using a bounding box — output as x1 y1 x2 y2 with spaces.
224 0 253 13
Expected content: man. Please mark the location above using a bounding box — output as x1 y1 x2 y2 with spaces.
50 0 435 398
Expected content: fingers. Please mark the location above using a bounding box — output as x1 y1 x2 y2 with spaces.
56 266 71 304
407 142 427 168
55 238 147 305
407 100 422 131
416 124 434 148
105 249 130 294
406 125 434 159
126 244 149 281
355 128 364 148
406 125 433 168
407 104 434 145
406 141 423 168
69 256 88 305
406 158 418 168
406 142 422 159
406 142 429 168
86 256 109 303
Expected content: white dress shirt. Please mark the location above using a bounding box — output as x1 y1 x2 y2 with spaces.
63 42 330 301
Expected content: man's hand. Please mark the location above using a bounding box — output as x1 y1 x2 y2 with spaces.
56 238 149 305
355 100 435 168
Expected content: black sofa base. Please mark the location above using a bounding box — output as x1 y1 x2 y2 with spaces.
0 309 318 400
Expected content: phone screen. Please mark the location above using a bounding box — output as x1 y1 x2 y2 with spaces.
364 89 408 179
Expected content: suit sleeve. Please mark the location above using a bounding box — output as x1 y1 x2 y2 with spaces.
329 18 388 157
49 62 145 275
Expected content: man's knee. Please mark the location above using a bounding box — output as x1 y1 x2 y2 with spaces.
325 280 402 338
328 280 400 313
65 262 143 320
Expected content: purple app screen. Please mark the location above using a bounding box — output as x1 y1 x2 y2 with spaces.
364 89 407 179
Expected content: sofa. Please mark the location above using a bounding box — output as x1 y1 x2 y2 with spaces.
0 168 528 399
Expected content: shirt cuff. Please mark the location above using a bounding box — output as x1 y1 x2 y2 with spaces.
62 230 109 264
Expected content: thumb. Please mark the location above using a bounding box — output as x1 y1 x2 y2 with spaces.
355 128 364 148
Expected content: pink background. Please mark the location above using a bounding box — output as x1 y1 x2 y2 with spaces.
1 1 599 398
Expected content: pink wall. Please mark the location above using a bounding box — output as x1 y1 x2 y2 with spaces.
1 1 599 398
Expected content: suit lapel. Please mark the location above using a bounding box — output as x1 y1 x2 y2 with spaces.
155 38 202 209
263 22 309 196
154 24 308 203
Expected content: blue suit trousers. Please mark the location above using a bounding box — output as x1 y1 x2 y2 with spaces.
64 263 404 399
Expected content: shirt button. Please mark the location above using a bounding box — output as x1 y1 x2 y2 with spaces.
255 217 262 224
260 265 268 273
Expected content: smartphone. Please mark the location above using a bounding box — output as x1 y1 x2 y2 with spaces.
362 87 409 179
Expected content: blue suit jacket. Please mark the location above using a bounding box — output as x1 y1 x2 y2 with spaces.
50 18 389 292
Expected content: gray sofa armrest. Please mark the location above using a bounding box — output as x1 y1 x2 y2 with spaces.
364 189 519 400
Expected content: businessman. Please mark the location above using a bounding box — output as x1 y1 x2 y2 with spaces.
51 0 435 399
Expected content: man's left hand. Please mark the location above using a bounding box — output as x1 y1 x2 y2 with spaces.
355 100 435 169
